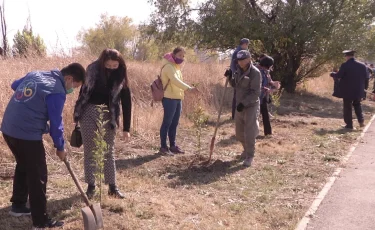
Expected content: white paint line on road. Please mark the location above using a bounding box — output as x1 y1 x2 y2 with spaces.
295 114 375 230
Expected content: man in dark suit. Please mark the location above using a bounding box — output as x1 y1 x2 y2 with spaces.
331 50 368 129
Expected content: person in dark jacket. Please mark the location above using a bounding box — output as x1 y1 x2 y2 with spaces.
363 64 371 100
0 63 86 229
330 50 368 129
73 48 132 199
230 38 250 120
257 55 280 136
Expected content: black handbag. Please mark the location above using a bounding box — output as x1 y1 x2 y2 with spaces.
70 124 82 148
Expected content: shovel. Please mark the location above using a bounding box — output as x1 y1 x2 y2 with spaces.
206 76 230 164
64 159 104 230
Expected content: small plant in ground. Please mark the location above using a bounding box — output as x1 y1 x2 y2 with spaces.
270 88 284 116
92 104 109 204
276 159 286 165
301 79 308 92
323 155 340 162
188 99 209 155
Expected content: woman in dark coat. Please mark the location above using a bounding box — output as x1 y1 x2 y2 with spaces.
74 48 132 199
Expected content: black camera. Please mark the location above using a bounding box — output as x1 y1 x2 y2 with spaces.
224 69 232 77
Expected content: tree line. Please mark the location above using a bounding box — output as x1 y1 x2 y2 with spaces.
1 0 374 93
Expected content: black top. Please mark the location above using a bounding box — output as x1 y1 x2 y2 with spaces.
88 73 114 106
88 74 132 132
334 58 367 100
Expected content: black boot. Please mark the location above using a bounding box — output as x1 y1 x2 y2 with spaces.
108 185 125 199
86 184 96 200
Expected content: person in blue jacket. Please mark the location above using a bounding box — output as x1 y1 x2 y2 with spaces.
230 38 250 120
0 63 85 229
258 55 280 136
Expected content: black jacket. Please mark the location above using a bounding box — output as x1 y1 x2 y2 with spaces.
332 58 368 100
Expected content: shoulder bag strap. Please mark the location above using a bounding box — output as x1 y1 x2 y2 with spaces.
160 64 172 91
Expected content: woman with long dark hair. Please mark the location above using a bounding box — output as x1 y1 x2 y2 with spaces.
73 48 131 199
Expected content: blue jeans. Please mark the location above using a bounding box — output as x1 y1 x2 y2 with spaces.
160 98 182 148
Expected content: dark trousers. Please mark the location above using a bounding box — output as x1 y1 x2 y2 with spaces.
3 133 48 227
260 97 272 135
343 99 364 128
232 89 236 120
160 98 182 148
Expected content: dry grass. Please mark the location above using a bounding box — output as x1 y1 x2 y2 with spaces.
0 57 374 230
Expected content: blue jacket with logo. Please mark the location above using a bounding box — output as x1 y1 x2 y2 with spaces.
1 70 67 151
230 46 243 73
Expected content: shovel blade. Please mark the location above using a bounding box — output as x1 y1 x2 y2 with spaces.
91 203 104 228
81 207 97 230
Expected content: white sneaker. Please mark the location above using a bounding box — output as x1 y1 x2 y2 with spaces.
243 157 253 167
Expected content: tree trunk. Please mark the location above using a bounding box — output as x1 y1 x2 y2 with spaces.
282 72 298 93
273 52 301 93
0 2 7 57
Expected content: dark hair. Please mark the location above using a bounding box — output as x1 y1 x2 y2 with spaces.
172 47 185 55
259 55 274 69
61 63 85 83
97 48 128 87
259 54 266 60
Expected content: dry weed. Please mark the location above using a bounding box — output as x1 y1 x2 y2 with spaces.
0 57 374 230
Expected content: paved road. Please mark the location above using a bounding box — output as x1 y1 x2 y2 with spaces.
307 122 375 230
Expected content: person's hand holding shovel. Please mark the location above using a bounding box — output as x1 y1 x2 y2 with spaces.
271 81 281 90
189 83 200 94
189 87 199 93
56 149 67 161
263 87 271 93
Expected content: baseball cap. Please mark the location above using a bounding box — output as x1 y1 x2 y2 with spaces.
240 38 250 45
237 50 251 60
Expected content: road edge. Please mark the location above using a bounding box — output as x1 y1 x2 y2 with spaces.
294 114 375 230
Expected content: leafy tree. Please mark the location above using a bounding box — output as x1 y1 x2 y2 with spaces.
147 0 375 92
360 26 375 63
134 24 202 62
78 14 137 57
130 25 175 61
13 19 46 57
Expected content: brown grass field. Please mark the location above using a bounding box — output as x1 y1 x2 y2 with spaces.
0 56 374 230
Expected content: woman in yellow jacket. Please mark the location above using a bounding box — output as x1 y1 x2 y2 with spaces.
159 47 198 155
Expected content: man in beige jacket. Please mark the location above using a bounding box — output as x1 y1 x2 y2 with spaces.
228 50 262 167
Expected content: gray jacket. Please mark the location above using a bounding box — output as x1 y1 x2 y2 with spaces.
229 64 262 108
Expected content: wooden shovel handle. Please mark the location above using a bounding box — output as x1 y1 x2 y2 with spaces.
208 77 230 162
64 159 91 207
